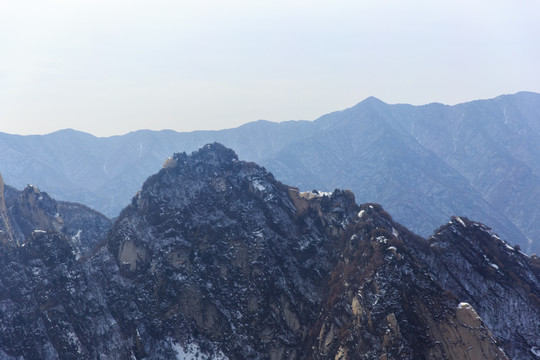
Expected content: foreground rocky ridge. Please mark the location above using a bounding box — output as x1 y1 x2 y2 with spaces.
1 144 539 359
407 217 540 359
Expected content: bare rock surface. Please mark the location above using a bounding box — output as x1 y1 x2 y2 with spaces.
1 144 538 359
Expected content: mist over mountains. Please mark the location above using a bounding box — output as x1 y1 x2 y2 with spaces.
1 91 539 254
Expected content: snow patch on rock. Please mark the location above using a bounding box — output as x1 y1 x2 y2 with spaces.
172 341 228 360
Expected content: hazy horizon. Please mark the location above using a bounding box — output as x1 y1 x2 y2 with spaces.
0 91 536 138
2 0 539 137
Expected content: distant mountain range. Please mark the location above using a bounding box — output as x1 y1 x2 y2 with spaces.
1 91 539 254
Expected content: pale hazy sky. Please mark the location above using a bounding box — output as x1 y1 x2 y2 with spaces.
1 0 539 137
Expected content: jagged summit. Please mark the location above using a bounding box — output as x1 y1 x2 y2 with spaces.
166 142 239 168
0 181 111 254
106 144 521 359
310 205 507 359
1 144 538 359
413 216 540 359
193 142 239 161
106 143 362 358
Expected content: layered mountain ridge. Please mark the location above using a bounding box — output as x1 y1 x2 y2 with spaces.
1 144 539 359
1 92 539 254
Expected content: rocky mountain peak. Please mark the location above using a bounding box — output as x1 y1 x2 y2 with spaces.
163 142 239 170
1 144 539 359
105 144 524 359
106 144 365 357
11 185 64 241
189 142 239 163
0 180 111 256
308 205 508 359
404 215 540 359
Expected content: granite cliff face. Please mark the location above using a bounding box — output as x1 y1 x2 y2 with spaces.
106 143 360 358
308 205 507 359
0 231 128 359
1 144 538 359
406 216 540 359
0 175 111 256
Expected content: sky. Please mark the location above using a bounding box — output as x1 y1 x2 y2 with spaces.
1 0 539 137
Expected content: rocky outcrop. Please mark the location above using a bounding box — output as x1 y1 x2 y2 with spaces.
0 181 111 256
106 143 360 358
406 216 540 359
1 144 538 359
10 185 65 241
105 144 519 359
307 204 507 359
